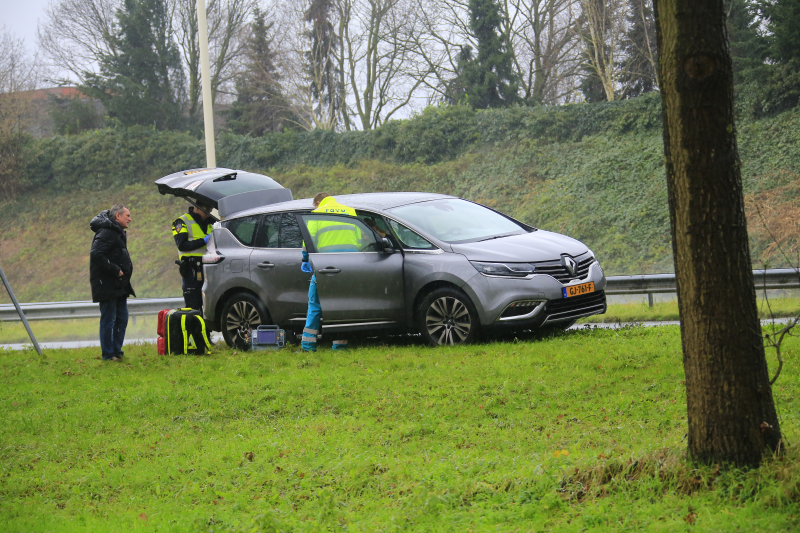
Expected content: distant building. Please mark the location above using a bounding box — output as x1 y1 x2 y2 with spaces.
5 86 104 137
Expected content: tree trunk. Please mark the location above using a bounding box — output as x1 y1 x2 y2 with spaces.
653 0 782 466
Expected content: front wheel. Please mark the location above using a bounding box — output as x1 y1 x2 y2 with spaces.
220 293 270 349
417 287 479 346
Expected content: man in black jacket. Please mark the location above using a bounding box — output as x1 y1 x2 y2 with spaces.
90 204 135 361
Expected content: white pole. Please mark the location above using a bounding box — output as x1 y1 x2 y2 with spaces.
196 0 216 168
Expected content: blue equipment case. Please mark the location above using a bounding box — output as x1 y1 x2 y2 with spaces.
250 325 285 351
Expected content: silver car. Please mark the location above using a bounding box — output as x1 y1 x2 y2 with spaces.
199 191 607 347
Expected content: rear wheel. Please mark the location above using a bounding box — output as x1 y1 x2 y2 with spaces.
417 287 479 346
221 293 270 349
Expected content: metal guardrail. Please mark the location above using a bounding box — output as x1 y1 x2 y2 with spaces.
1 269 798 322
0 298 184 322
604 268 800 295
605 268 800 306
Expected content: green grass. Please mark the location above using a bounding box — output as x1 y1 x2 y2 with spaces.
0 316 159 345
579 296 800 324
1 326 799 531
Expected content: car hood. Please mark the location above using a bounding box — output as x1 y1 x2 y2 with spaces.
155 167 292 217
449 230 588 262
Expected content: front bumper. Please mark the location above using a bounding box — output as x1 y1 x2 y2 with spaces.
464 261 607 326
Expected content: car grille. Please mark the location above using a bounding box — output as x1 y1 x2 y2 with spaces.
534 256 595 283
544 291 607 322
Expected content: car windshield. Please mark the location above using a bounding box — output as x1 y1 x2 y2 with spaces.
388 199 526 243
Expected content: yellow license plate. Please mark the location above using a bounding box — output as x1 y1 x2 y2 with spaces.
563 281 595 298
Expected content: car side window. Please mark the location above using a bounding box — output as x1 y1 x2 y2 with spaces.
223 215 259 246
387 219 436 250
254 215 281 248
279 213 303 248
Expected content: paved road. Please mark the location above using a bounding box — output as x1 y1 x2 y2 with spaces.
0 334 225 352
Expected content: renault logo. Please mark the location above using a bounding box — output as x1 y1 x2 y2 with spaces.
563 256 577 276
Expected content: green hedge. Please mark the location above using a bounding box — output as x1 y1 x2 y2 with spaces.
18 94 665 194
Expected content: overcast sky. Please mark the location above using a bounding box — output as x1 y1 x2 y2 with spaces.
3 0 74 85
3 0 51 49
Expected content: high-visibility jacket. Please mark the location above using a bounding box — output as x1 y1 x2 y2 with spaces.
308 197 361 252
173 213 210 259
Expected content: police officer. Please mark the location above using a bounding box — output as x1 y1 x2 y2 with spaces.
300 193 361 352
173 202 213 310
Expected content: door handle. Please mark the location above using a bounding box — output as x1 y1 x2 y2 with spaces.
318 267 341 274
257 262 275 269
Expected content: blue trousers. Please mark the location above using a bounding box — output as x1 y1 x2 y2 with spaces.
301 275 321 351
301 275 349 352
99 297 128 359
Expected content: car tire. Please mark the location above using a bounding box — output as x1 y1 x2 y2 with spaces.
220 292 270 349
417 287 479 346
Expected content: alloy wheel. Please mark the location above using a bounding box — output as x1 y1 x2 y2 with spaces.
425 296 472 345
226 300 262 342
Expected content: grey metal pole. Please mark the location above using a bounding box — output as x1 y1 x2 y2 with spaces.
196 0 216 168
0 263 42 355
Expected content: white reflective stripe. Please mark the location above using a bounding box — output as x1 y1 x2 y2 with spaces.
303 328 318 335
332 340 347 345
302 337 317 343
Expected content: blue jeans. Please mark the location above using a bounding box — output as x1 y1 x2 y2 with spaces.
99 297 128 359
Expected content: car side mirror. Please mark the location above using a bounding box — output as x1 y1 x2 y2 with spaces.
381 237 396 253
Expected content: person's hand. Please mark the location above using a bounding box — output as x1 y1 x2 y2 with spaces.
118 270 124 277
300 261 313 273
204 234 211 244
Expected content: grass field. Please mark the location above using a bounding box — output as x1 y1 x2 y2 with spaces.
1 326 799 531
578 296 800 324
0 316 159 345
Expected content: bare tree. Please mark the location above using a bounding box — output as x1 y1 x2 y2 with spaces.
0 29 42 196
578 0 629 101
174 0 254 118
654 0 782 465
337 0 426 129
264 0 340 130
37 0 120 83
400 0 478 103
39 0 251 115
619 0 658 98
401 0 584 105
265 0 425 130
507 0 583 103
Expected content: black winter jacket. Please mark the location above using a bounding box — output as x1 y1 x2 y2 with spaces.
89 211 136 302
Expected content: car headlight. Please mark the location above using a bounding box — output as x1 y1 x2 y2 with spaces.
470 261 535 277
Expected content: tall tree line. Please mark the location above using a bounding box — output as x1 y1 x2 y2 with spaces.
32 0 800 132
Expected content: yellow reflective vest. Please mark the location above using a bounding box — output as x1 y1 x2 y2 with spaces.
173 213 210 259
308 197 361 252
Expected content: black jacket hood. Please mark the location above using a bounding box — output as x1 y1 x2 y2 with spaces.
90 210 124 234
